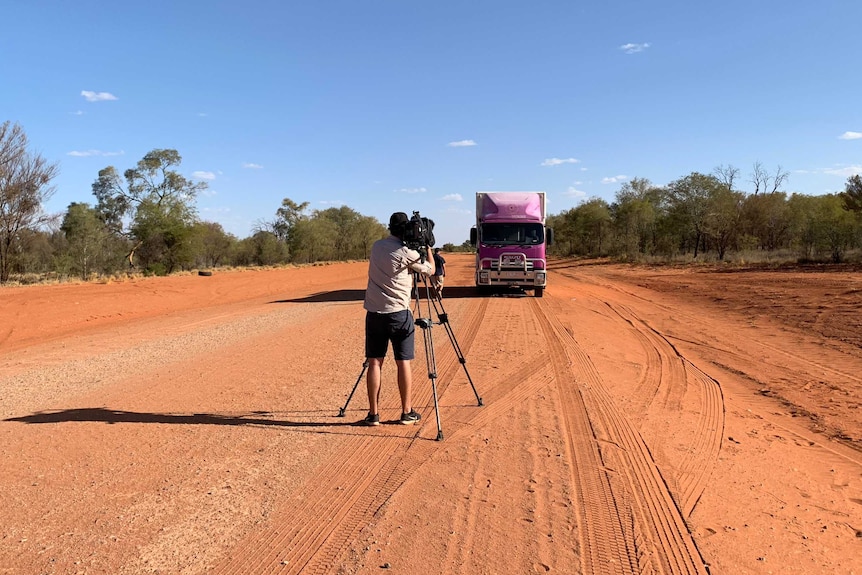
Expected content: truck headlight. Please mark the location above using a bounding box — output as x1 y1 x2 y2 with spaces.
479 270 490 283
535 272 546 285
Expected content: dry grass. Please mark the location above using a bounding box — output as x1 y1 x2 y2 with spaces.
1 260 368 289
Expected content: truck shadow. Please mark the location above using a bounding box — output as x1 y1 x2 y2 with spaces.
271 286 487 304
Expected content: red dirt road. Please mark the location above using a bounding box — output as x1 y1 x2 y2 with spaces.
1 255 860 574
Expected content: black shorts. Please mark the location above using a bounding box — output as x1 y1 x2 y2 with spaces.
365 310 415 360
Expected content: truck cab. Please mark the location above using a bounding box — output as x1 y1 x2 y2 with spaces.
470 192 553 297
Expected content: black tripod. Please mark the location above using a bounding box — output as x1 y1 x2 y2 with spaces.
338 271 483 441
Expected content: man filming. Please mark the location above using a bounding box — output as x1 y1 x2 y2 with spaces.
362 212 435 426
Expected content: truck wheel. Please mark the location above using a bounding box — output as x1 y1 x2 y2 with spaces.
534 287 544 298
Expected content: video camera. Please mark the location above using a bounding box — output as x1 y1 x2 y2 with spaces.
402 211 436 251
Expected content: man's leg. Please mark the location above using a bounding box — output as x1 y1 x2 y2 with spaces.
395 359 413 414
366 357 385 415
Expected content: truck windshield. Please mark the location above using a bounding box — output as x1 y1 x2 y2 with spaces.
480 223 544 246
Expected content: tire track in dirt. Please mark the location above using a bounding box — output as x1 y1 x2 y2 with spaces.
210 296 503 574
532 298 708 574
439 432 495 572
531 299 638 574
603 302 725 517
674 363 724 517
412 294 488 404
564 269 862 387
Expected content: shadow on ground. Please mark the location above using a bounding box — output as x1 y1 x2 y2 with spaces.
4 408 369 428
271 286 489 304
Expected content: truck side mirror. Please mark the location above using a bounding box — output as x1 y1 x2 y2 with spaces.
470 227 477 247
545 227 554 246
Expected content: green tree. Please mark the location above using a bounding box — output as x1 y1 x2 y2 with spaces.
576 198 612 256
245 230 288 266
272 198 310 243
92 149 205 271
704 185 745 260
11 228 56 277
312 206 387 260
60 202 112 279
546 211 576 256
816 194 857 263
132 196 198 273
786 194 857 262
841 174 862 213
551 198 611 257
666 172 723 258
740 191 790 251
0 121 59 282
290 217 339 263
351 214 387 259
610 178 662 258
315 206 363 259
190 221 235 268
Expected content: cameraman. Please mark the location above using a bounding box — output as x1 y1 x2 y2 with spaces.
362 212 435 426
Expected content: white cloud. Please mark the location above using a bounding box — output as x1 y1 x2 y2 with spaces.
243 162 264 169
397 187 427 194
447 139 477 147
71 110 85 116
193 171 216 181
602 175 629 184
66 149 124 157
797 165 862 177
541 157 580 167
565 186 587 198
839 131 862 140
201 206 231 216
441 193 463 201
81 90 118 102
823 165 862 177
620 43 651 54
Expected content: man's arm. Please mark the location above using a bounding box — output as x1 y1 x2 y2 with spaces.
406 247 435 275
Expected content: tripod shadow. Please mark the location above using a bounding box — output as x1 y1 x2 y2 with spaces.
271 286 485 304
4 407 368 429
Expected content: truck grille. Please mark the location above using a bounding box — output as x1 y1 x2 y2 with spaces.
490 260 535 271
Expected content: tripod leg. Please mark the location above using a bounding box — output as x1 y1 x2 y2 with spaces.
421 313 445 441
430 375 444 441
430 295 484 407
415 273 445 440
338 360 368 417
442 320 483 406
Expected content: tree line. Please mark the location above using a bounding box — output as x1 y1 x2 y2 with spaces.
549 166 862 264
2 120 861 284
1 122 403 283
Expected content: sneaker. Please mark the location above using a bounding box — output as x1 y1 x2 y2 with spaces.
400 410 421 425
362 413 380 426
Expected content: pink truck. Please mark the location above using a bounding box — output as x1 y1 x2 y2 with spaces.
469 191 554 297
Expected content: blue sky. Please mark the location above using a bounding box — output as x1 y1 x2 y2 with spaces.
2 0 860 246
